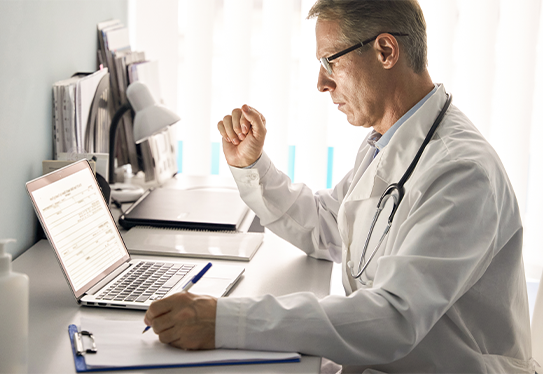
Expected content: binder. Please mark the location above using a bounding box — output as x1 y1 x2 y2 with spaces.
68 319 300 372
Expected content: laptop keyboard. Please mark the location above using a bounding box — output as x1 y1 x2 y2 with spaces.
96 261 195 303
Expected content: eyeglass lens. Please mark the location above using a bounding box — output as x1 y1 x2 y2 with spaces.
320 57 332 75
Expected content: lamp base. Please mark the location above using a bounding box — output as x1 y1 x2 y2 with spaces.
109 183 145 203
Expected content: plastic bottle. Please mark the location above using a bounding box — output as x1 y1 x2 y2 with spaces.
0 239 29 374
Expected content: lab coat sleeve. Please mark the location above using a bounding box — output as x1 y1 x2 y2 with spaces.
229 151 347 262
217 159 505 366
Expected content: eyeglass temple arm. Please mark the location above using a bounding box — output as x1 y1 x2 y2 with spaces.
327 32 409 62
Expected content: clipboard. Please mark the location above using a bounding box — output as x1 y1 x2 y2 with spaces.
68 319 301 372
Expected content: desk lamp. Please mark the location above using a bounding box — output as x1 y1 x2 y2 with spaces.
108 81 180 200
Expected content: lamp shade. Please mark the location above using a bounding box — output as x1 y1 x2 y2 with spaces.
126 81 180 144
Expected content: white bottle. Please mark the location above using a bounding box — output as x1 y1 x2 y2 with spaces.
0 239 29 374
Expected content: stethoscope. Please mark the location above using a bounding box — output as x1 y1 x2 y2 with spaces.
347 92 453 285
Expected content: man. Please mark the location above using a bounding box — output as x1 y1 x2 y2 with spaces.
144 1 534 372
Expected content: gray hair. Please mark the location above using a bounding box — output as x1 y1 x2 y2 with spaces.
307 0 428 74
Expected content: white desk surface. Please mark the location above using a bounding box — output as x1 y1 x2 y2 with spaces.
14 231 332 373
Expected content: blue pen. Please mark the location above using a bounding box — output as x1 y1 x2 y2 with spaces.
142 262 213 334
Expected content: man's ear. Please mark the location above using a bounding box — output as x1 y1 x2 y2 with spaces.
374 34 400 70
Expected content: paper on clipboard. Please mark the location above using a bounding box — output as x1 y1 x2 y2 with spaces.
71 318 300 370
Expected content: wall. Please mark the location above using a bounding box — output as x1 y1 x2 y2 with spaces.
0 0 128 259
129 0 178 114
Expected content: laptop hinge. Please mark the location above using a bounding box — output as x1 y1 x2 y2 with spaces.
85 262 132 296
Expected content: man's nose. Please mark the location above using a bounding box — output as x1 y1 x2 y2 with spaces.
317 66 336 92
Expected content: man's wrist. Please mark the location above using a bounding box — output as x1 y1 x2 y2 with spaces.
243 155 262 169
228 154 263 169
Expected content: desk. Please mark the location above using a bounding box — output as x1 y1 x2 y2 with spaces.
14 232 332 373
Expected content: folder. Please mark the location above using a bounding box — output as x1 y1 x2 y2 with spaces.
121 227 264 261
69 318 300 372
119 188 250 231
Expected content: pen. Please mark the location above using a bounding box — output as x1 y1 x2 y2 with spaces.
142 262 213 334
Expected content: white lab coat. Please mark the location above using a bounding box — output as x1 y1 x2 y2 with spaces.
215 85 534 373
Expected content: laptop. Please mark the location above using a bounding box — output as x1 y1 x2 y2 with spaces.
25 160 245 310
119 187 250 231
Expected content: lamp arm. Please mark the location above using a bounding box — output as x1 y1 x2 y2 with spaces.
108 102 133 184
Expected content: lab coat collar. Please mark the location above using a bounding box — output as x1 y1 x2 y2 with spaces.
344 84 449 203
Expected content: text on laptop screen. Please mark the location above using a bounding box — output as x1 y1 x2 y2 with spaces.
31 169 126 291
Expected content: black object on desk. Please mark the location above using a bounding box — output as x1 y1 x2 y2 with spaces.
119 187 250 231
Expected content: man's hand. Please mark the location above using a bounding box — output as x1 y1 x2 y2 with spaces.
217 105 267 167
143 292 217 350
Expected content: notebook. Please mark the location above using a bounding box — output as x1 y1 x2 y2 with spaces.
25 160 244 310
118 187 250 231
122 227 264 261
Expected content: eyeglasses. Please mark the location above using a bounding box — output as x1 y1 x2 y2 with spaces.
320 32 409 75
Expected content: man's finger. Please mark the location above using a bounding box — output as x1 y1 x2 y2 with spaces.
217 121 230 142
156 326 178 344
240 116 251 135
222 115 240 145
231 108 245 141
241 105 266 139
151 311 176 334
144 296 176 325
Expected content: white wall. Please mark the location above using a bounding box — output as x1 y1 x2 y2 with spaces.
128 0 178 112
0 0 128 259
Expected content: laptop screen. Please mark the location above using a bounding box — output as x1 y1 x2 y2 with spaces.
26 160 129 298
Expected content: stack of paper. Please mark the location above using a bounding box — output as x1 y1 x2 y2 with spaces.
52 19 179 184
52 69 109 159
97 19 139 173
96 19 178 184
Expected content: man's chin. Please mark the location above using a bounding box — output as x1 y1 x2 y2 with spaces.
345 114 361 127
347 117 371 128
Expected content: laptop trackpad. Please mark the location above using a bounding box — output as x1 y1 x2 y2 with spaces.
176 266 244 298
191 278 237 298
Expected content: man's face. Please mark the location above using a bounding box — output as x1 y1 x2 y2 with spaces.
316 19 386 129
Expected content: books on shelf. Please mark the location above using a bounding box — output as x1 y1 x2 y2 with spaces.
52 19 178 185
96 19 177 183
97 19 139 173
52 69 110 159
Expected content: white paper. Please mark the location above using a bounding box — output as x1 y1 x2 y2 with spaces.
147 128 178 185
129 60 162 103
105 27 130 51
80 318 300 368
76 69 108 152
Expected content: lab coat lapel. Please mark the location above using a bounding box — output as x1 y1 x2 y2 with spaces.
344 84 449 204
376 84 449 187
339 85 449 294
